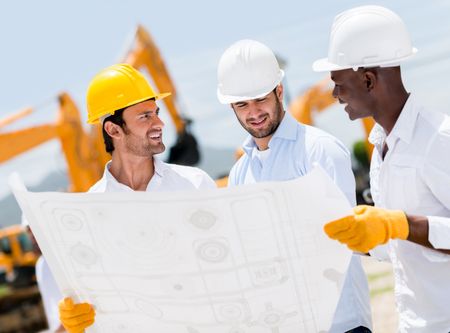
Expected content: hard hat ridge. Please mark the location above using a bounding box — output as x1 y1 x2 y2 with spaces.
217 39 284 104
313 5 417 72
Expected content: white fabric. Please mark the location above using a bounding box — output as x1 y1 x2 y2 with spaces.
369 94 450 332
228 112 372 332
36 256 62 331
36 157 216 329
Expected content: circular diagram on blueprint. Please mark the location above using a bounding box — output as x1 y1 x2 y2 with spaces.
96 212 178 270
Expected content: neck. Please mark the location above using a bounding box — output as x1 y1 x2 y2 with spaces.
254 136 271 151
109 152 154 191
373 83 409 135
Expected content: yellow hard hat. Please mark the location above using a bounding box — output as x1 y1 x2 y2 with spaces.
86 63 171 124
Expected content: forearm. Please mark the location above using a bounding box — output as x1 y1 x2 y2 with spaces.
407 215 450 255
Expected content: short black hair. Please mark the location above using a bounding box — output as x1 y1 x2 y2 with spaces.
102 108 126 154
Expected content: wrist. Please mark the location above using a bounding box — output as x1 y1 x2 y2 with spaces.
390 210 409 240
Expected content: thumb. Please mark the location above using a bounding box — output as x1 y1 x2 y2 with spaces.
62 297 74 310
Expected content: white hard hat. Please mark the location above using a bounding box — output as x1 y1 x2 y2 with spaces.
313 5 417 72
217 39 284 104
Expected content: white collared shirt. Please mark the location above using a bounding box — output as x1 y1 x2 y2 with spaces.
89 157 216 193
229 112 372 333
369 95 450 332
37 157 216 328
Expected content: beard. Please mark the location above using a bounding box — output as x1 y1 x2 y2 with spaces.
123 129 166 157
236 94 284 139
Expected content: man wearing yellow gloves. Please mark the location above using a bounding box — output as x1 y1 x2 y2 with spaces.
47 63 216 332
314 5 450 332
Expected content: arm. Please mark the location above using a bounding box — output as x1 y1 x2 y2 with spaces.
406 215 450 254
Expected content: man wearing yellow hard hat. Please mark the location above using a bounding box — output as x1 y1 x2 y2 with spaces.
36 63 216 332
314 5 450 332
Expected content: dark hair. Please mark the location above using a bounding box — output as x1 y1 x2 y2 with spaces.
102 108 127 154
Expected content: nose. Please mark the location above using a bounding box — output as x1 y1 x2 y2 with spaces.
332 85 338 99
247 102 263 119
154 115 165 129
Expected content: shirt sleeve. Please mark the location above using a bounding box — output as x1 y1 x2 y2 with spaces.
422 129 450 249
36 257 63 331
308 136 357 206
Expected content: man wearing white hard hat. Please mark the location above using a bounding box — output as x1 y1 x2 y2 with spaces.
217 39 372 332
315 5 450 332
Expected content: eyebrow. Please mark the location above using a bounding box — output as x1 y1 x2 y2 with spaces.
139 107 160 115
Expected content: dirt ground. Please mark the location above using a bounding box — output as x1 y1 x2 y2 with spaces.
361 256 398 332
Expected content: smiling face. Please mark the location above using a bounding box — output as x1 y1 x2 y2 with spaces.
231 85 285 148
330 69 376 121
119 99 166 157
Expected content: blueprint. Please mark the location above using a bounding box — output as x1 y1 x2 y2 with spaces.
10 167 353 333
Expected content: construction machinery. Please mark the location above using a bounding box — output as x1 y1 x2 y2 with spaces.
0 225 36 287
124 25 200 165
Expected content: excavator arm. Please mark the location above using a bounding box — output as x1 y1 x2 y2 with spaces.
123 25 200 165
0 93 107 192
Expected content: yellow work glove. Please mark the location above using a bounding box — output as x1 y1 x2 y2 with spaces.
59 297 95 333
324 205 409 253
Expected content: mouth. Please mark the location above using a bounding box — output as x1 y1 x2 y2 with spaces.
248 116 267 128
148 132 162 143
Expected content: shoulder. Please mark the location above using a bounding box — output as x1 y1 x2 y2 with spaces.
88 177 106 193
301 124 350 158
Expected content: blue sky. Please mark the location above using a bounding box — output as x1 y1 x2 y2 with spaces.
1 0 450 197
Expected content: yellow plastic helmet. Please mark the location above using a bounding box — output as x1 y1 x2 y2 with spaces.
86 63 171 124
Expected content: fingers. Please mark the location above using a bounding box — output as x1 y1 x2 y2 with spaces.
324 215 355 238
60 302 93 319
61 308 95 329
59 297 96 333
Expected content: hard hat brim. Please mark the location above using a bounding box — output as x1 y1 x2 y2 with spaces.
313 48 418 72
88 91 171 124
217 70 284 104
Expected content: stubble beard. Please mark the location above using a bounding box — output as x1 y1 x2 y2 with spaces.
238 96 284 139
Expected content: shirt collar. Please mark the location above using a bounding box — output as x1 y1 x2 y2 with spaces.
388 94 419 145
368 94 419 149
242 111 297 156
102 157 168 191
153 156 168 178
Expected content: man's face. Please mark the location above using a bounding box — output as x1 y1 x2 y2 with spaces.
330 69 375 120
231 86 284 139
121 100 165 156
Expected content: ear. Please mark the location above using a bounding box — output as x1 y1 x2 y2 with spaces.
276 84 284 100
364 70 377 92
104 121 123 139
